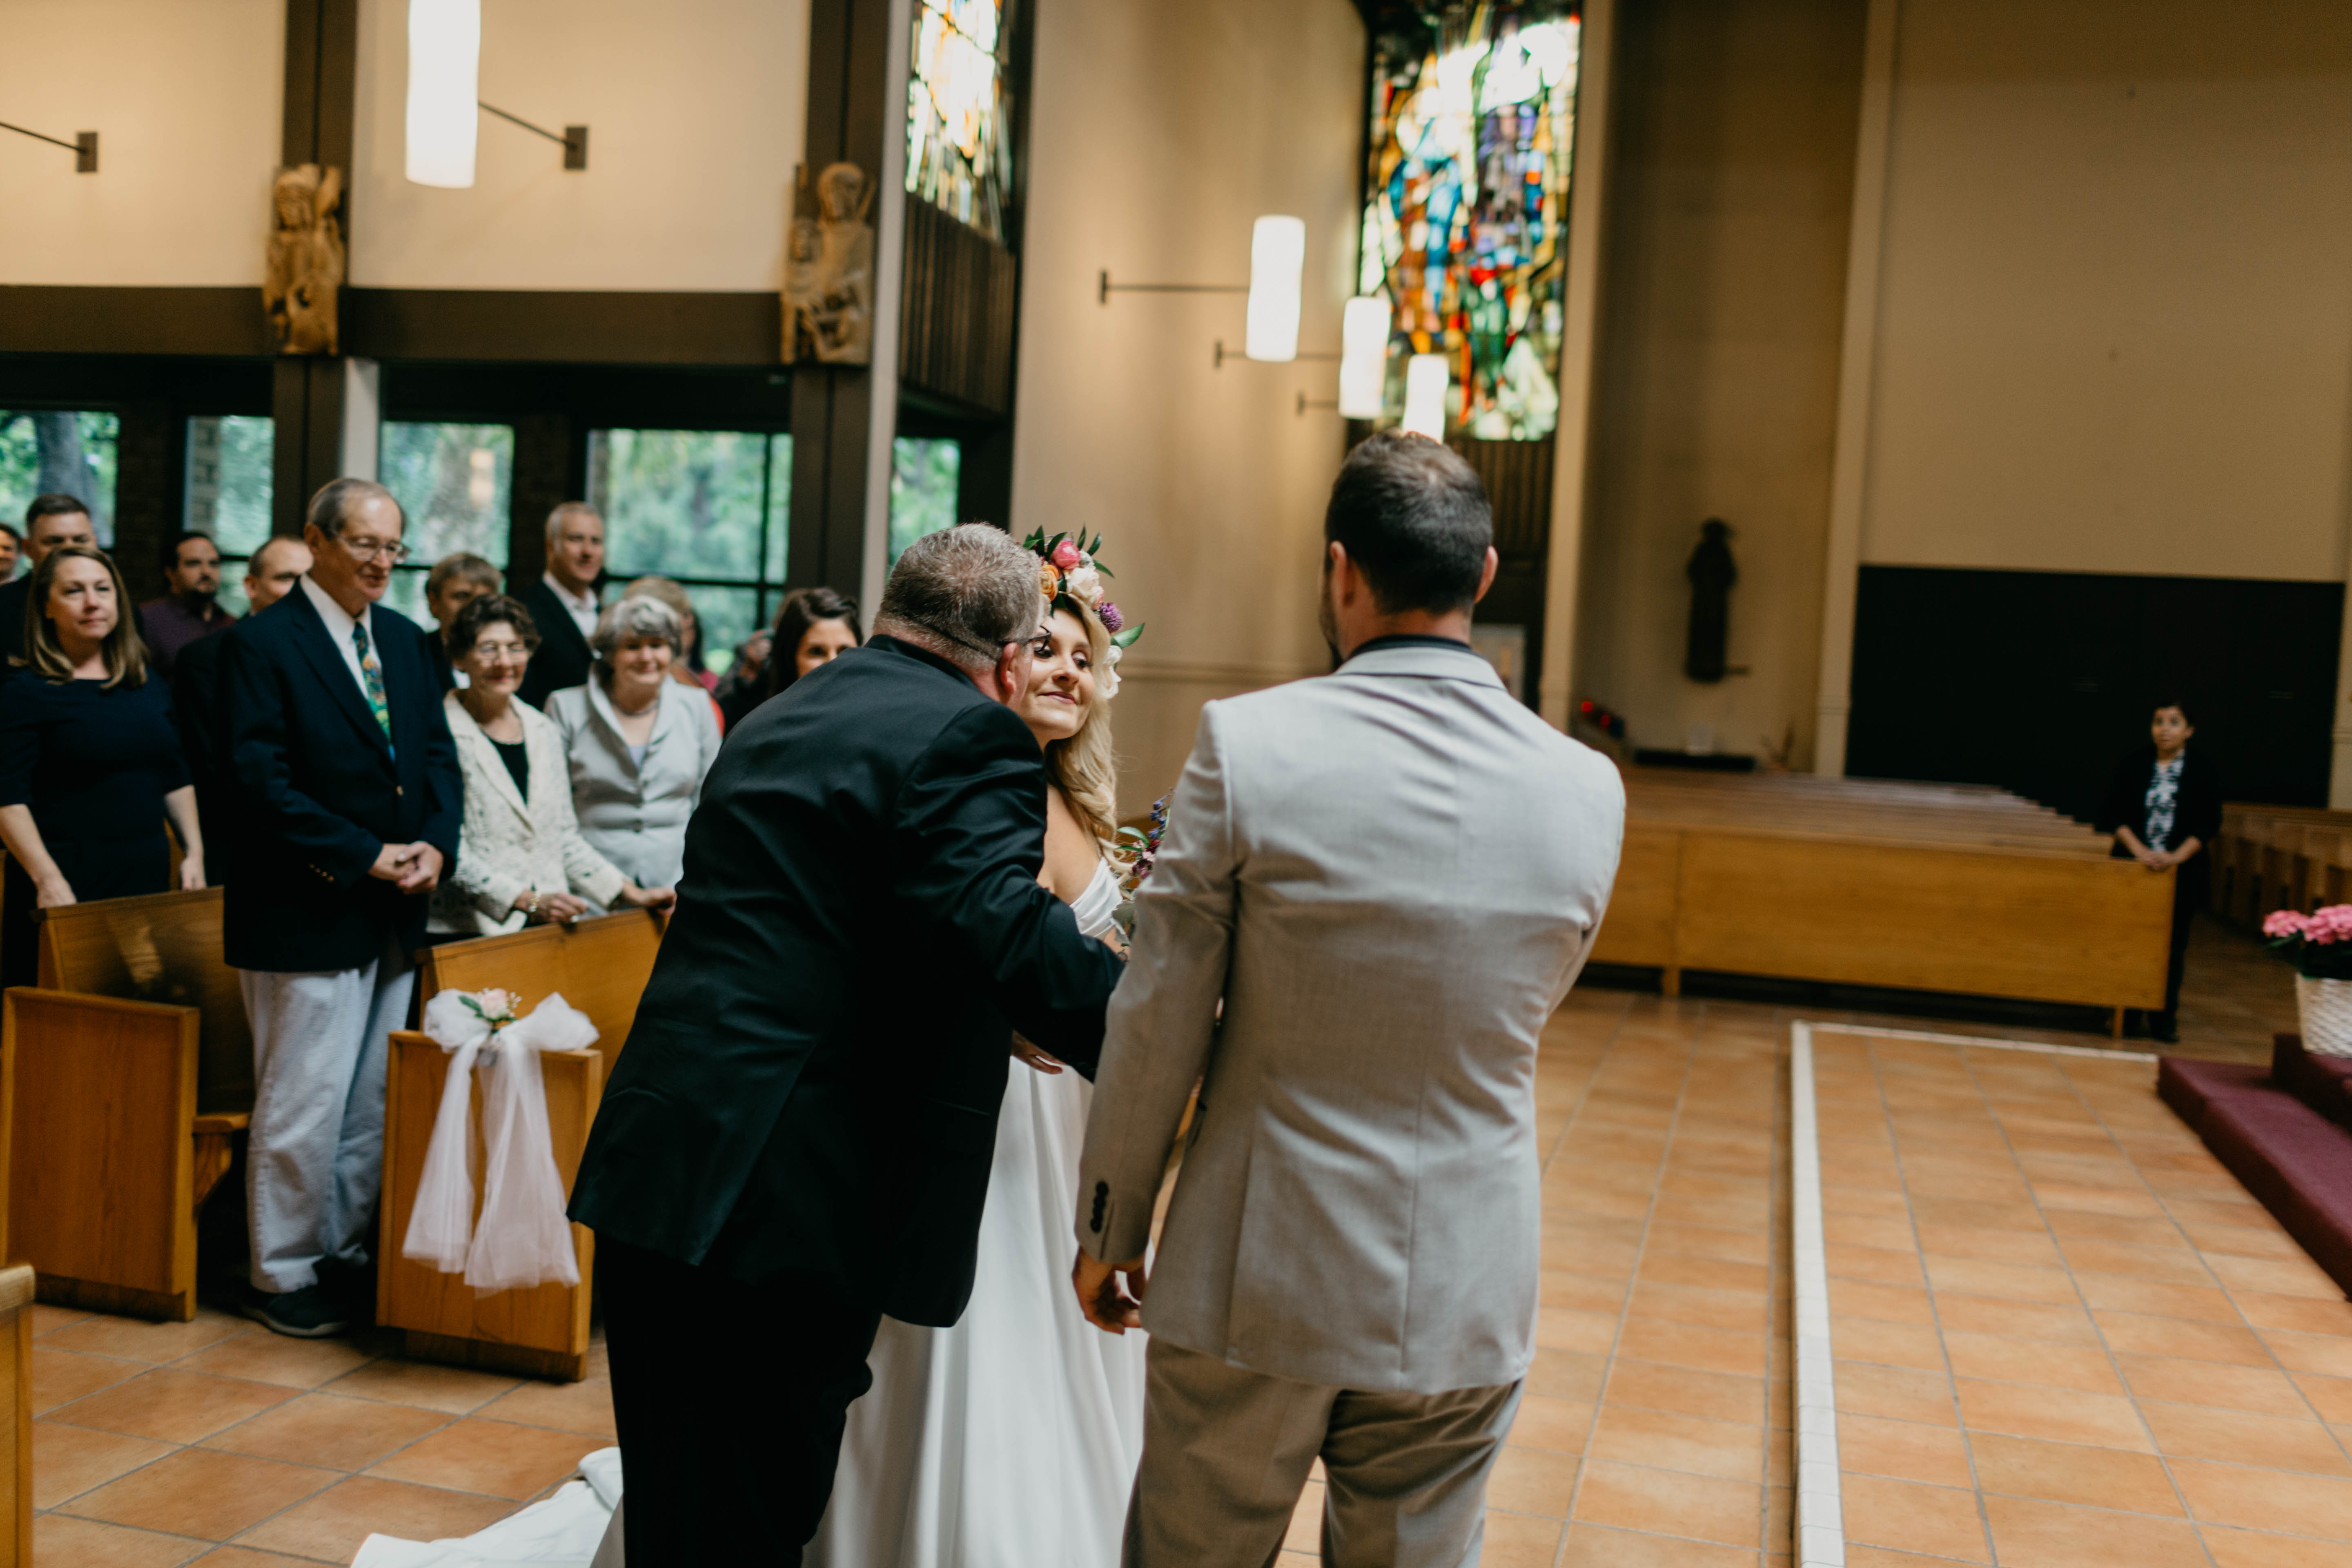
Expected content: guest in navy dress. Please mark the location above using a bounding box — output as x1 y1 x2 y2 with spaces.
0 545 204 987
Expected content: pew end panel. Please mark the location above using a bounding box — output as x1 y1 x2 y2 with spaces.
378 1031 603 1382
4 989 201 1321
417 909 665 1076
1588 822 1681 972
0 1264 30 1567
37 888 250 1114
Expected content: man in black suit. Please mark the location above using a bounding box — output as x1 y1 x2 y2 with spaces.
0 494 96 670
174 535 313 866
515 501 604 707
570 524 1126 1561
223 479 460 1339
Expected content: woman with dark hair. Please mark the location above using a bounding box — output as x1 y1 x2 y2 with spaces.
429 594 674 937
719 587 861 731
0 545 203 984
2098 699 2223 1043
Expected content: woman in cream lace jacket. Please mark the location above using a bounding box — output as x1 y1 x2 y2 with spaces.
428 595 676 937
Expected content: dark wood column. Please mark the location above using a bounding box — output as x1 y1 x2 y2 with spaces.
786 0 894 597
113 403 176 602
270 0 359 535
507 412 573 586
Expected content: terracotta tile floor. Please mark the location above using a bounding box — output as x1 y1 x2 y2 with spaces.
1812 1028 2352 1567
29 1310 612 1564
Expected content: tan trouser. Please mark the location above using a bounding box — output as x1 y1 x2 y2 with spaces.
1123 1338 1523 1568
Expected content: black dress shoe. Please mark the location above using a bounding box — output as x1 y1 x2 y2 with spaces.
241 1283 349 1339
2149 1018 2181 1045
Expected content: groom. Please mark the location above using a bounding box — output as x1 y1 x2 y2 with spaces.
1074 432 1627 1566
571 525 1125 1562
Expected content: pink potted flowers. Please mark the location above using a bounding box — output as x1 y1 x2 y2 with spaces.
2264 905 2352 1056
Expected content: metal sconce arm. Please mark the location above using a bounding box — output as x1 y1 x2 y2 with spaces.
478 101 588 169
1213 340 1339 370
0 121 96 172
1098 270 1246 304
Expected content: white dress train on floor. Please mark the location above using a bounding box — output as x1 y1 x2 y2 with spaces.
807 860 1148 1568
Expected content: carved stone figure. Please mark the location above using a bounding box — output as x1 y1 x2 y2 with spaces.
263 164 345 356
781 161 875 365
1684 517 1737 684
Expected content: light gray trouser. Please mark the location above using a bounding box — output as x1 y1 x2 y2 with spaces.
1124 1338 1523 1568
239 940 414 1294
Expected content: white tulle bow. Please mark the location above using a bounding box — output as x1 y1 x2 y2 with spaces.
402 988 599 1293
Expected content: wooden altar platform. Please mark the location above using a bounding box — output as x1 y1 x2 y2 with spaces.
1590 769 2175 1025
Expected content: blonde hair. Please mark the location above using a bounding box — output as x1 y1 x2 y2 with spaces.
21 545 147 688
1044 604 1118 846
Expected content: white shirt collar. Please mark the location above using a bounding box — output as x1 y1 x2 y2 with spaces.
543 572 598 614
299 572 369 641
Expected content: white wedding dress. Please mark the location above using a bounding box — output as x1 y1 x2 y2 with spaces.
807 859 1148 1568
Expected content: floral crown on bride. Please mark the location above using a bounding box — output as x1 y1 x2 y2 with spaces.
1022 528 1144 699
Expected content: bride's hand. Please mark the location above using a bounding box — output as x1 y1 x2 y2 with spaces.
1011 1033 1065 1076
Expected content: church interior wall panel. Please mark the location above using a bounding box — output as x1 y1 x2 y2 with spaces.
1008 0 1365 805
1855 0 2352 583
0 0 287 288
347 0 812 292
1573 0 1868 769
1846 564 2343 822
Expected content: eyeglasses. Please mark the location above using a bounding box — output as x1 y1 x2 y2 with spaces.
338 536 412 565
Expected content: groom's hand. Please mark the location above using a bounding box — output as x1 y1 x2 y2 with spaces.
1073 1248 1148 1334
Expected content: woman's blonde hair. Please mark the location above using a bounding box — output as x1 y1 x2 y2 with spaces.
21 544 147 688
1043 604 1118 845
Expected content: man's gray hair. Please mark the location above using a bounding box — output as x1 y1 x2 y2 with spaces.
307 477 402 540
589 595 682 664
546 501 604 550
875 524 1041 673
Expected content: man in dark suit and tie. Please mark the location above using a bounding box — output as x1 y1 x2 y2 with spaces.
570 524 1125 1562
223 478 461 1338
516 502 604 707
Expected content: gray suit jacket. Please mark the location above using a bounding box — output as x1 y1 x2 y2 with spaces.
1076 641 1624 1394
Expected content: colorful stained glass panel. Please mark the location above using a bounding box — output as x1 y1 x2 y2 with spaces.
906 0 1011 241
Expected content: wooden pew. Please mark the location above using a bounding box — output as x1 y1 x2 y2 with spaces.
0 1264 28 1567
5 889 249 1321
376 910 663 1381
1591 770 2172 1025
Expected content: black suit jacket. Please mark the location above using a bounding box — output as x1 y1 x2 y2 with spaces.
569 636 1125 1324
172 626 233 858
220 586 461 971
517 577 594 708
418 621 457 693
0 578 26 674
2098 746 2223 891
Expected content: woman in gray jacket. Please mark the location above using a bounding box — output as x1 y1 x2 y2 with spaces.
544 595 724 894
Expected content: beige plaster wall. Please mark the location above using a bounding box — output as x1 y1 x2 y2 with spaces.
348 0 809 291
1009 0 1364 805
0 0 285 286
1857 0 2352 582
1574 0 1868 768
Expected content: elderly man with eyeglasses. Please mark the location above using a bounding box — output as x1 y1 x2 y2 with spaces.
221 478 463 1338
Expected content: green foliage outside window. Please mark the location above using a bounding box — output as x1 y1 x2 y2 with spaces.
889 437 961 565
379 422 515 625
0 411 119 550
588 430 791 673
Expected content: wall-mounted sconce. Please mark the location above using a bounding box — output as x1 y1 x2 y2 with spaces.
0 120 96 172
406 0 586 189
1401 354 1450 439
1336 297 1391 419
1244 215 1305 363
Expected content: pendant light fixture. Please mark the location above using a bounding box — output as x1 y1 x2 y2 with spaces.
1401 354 1450 439
1336 297 1392 419
1244 215 1306 363
405 0 481 188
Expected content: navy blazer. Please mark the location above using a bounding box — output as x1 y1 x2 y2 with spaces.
220 585 461 972
569 637 1124 1324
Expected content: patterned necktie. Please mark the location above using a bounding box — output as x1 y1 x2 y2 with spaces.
352 620 392 742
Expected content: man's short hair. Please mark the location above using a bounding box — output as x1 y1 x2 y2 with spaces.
1324 431 1492 615
160 528 218 575
25 493 90 531
0 524 22 548
876 524 1040 672
306 477 402 540
546 501 603 549
426 551 502 599
247 535 308 579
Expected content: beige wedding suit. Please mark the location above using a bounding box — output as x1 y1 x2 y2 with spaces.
1076 641 1626 1567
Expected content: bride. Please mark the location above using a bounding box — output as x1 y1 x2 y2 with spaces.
808 534 1147 1568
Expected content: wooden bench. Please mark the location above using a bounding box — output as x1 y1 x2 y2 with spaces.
0 1264 30 1566
2213 804 2352 928
376 910 664 1381
1592 770 2174 1028
5 889 250 1321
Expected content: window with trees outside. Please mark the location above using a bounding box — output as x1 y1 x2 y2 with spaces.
185 415 275 615
588 430 791 675
0 410 119 552
378 422 514 627
890 437 961 564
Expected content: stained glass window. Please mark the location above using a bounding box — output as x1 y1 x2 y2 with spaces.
906 0 1011 240
1361 4 1581 441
